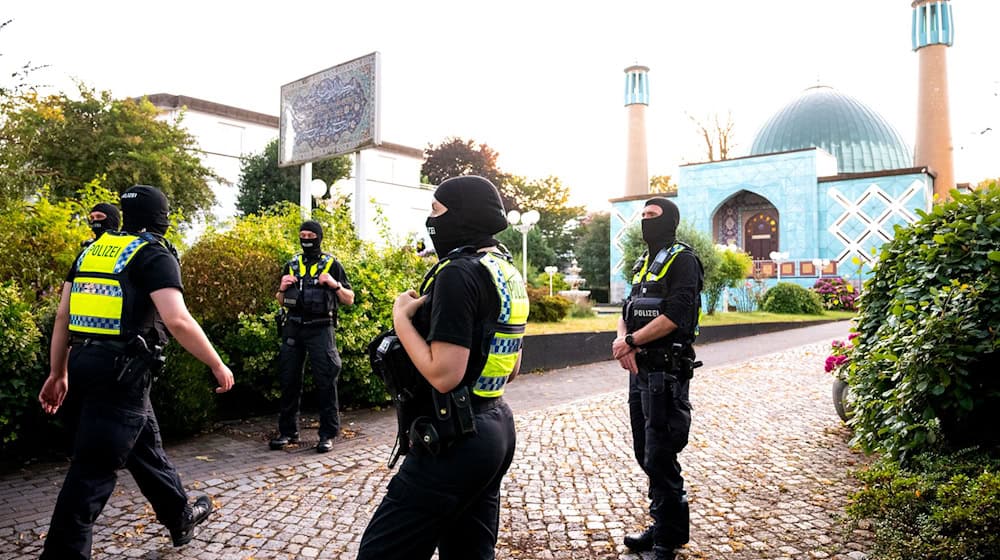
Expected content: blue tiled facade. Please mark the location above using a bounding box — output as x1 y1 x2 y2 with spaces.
609 149 933 303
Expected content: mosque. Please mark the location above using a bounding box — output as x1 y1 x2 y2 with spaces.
609 0 957 303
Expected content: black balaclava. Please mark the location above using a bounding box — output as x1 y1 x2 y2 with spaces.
641 197 680 254
299 220 324 259
89 203 120 236
425 176 507 257
121 185 170 237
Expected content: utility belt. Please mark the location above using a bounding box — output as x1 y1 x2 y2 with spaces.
70 334 165 383
635 343 702 380
368 329 487 468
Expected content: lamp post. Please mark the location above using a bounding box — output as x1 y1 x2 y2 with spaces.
507 209 540 281
544 266 558 296
811 258 831 277
769 250 790 282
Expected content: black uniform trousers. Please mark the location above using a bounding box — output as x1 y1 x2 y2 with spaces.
628 354 693 548
356 399 517 560
42 345 189 560
278 322 342 440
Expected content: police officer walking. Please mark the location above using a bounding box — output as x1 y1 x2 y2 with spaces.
83 202 120 247
271 220 354 453
612 197 703 560
37 185 235 559
357 176 527 560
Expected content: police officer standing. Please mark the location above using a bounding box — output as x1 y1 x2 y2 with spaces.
38 185 235 559
612 197 703 560
83 202 120 247
357 176 527 560
271 220 354 453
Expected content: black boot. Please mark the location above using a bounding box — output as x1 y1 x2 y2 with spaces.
169 495 213 546
623 526 655 552
269 432 299 450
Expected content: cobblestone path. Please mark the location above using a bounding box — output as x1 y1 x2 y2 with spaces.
1 322 871 559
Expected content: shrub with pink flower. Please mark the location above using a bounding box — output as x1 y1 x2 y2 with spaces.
825 332 858 379
812 276 858 311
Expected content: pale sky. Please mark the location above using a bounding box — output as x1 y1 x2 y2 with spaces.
3 1 998 210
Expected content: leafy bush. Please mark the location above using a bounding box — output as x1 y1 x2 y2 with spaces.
760 282 824 314
0 282 43 445
151 343 217 437
622 221 720 297
569 300 596 318
813 276 858 311
848 450 1000 560
730 277 768 312
527 287 572 322
848 184 1000 459
705 246 753 314
530 269 569 293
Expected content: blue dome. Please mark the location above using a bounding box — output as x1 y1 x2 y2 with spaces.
749 86 911 174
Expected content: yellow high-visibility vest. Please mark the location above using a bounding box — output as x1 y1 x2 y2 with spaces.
420 250 530 398
68 232 153 338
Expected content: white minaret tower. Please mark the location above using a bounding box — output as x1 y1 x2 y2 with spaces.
912 0 955 200
624 65 650 197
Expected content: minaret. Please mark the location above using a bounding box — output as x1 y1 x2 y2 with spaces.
624 65 650 197
912 0 955 200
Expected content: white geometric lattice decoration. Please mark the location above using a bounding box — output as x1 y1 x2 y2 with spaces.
827 180 924 264
611 206 644 274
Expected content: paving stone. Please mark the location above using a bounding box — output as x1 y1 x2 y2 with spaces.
0 323 872 558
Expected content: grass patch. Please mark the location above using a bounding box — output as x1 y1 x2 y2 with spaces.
524 310 856 335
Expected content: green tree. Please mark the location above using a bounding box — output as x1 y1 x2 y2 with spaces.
236 138 352 215
0 85 217 218
574 212 610 296
496 226 556 285
622 220 720 292
505 174 585 264
421 137 510 207
704 247 753 314
649 175 678 195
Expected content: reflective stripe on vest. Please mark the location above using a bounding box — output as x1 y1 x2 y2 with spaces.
69 233 150 337
420 251 530 398
294 254 335 279
631 243 689 284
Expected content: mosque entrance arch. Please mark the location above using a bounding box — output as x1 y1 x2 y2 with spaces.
744 210 779 260
712 190 780 261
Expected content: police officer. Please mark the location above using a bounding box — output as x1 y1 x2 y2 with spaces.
38 185 235 559
612 197 703 560
357 176 527 560
271 220 354 453
83 202 120 247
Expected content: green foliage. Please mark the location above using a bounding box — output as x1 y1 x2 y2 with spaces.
235 138 352 215
569 300 596 318
151 342 217 437
574 212 610 295
529 269 569 292
504 175 585 263
527 287 572 322
0 186 94 300
0 86 217 218
0 282 42 444
496 227 556 279
761 282 824 315
621 220 720 295
848 450 1000 560
848 184 1000 459
705 247 753 314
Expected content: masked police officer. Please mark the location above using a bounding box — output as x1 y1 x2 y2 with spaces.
82 202 120 247
357 176 527 560
612 197 703 560
271 220 354 453
38 185 235 559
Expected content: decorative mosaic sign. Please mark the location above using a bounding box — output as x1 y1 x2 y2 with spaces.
279 52 381 167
